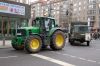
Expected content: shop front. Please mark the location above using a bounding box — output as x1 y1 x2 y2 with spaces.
0 1 31 40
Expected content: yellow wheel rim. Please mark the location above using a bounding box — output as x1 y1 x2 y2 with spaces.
55 34 64 47
30 39 40 49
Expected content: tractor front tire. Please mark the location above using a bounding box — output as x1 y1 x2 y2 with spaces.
50 30 65 50
12 44 24 50
25 35 42 53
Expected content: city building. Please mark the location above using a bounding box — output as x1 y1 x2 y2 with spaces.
31 0 69 27
7 0 30 4
71 0 100 31
0 0 31 39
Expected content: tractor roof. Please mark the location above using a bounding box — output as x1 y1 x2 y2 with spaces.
36 17 55 20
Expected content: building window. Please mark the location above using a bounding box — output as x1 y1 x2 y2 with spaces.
89 0 96 4
99 16 100 27
90 21 94 27
79 7 81 11
79 2 81 6
84 1 86 4
20 0 23 3
89 0 95 2
99 9 100 14
84 7 86 9
88 10 96 14
88 16 95 20
74 4 77 7
89 5 96 9
74 8 77 12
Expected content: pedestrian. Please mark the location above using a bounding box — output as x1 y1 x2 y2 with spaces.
93 32 97 40
98 32 100 39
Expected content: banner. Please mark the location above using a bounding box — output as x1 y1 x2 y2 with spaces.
0 2 25 15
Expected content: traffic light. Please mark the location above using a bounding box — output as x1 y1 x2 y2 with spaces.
66 10 69 15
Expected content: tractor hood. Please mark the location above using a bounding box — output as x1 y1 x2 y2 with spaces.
20 26 39 30
18 26 40 34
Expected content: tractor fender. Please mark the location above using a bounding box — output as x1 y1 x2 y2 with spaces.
29 33 42 39
12 37 24 46
49 28 63 37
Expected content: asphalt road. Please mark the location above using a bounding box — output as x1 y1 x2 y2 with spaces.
0 39 100 66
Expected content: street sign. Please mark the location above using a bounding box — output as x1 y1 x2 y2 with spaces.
88 18 90 26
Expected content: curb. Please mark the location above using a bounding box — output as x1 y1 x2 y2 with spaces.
0 46 12 49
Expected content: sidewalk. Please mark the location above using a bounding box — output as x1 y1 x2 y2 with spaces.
0 40 12 49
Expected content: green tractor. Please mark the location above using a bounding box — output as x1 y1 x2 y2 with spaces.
11 17 66 53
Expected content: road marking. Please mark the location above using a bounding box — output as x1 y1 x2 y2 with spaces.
0 56 18 59
31 54 75 66
87 60 96 63
78 58 86 61
52 52 100 64
90 48 100 51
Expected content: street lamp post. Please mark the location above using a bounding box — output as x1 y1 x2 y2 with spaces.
68 3 73 33
48 0 52 17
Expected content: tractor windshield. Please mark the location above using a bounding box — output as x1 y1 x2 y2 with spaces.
32 18 45 27
32 18 41 27
32 17 55 31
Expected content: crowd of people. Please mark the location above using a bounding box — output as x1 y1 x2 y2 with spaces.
91 32 100 40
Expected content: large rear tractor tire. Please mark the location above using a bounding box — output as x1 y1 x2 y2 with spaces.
25 35 42 53
12 44 24 50
50 30 65 50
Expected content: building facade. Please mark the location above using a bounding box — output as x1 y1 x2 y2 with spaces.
31 0 69 27
71 0 100 31
7 0 30 4
0 0 31 39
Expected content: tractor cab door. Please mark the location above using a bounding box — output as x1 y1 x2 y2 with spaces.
44 18 55 31
39 18 55 37
32 18 55 35
44 18 51 31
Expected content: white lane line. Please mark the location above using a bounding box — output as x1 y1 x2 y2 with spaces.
87 60 96 63
31 54 75 66
0 56 18 59
52 52 99 64
90 48 100 51
78 58 86 61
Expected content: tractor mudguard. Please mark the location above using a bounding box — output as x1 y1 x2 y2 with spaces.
49 28 63 37
29 33 42 39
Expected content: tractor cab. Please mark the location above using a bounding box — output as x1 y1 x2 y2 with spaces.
32 17 56 32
